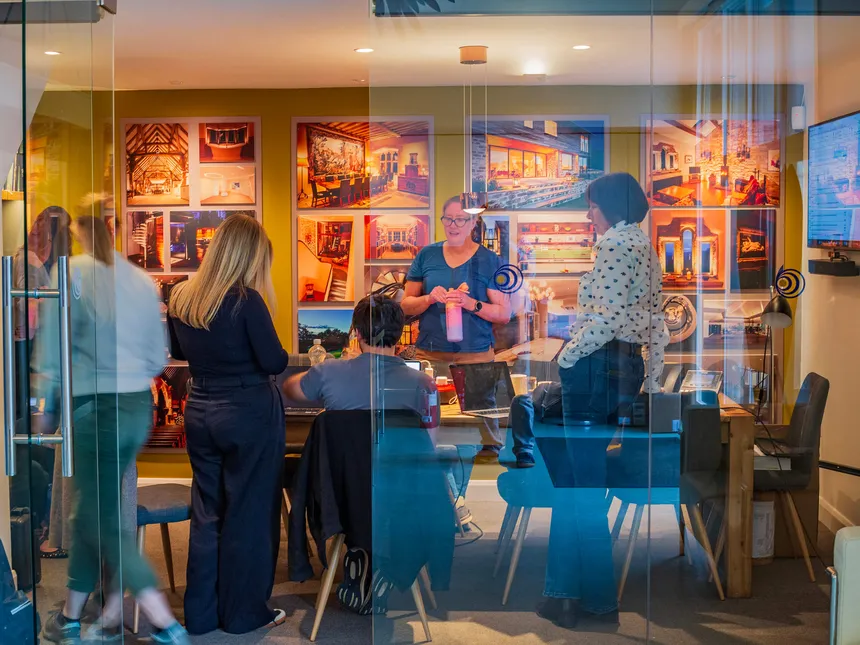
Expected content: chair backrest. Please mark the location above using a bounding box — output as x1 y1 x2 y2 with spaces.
681 402 723 475
311 181 319 197
787 372 830 471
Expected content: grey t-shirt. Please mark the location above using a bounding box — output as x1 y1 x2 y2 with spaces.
300 352 434 413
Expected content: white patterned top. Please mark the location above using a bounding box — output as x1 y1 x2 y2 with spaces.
557 221 669 393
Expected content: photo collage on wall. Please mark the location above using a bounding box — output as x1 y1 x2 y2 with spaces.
122 118 261 451
643 115 782 404
123 118 261 276
293 118 434 353
464 116 610 351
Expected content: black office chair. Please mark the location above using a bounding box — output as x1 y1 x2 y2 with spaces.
752 372 829 583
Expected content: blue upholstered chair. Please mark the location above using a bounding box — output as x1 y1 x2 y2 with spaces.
133 483 192 634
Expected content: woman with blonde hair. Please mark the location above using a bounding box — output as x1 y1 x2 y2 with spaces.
167 214 289 635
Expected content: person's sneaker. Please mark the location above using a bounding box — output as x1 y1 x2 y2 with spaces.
82 621 123 642
455 496 473 526
516 452 536 469
336 547 370 614
43 612 81 644
150 622 191 645
363 570 393 615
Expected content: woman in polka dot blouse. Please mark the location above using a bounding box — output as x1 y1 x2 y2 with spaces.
537 172 668 629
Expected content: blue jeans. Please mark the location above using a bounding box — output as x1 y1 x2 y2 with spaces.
544 341 645 614
509 394 536 457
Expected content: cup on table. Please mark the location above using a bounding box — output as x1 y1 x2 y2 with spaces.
510 373 529 397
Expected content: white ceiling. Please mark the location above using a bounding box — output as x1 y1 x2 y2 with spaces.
22 2 860 90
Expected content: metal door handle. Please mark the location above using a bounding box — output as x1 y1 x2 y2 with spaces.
2 257 16 475
56 256 74 477
1 256 74 477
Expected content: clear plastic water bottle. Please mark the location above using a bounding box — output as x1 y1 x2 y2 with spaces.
308 339 326 366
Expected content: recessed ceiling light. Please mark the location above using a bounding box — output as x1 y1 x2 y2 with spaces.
354 48 374 54
353 78 366 83
44 50 61 56
169 80 184 86
572 45 590 51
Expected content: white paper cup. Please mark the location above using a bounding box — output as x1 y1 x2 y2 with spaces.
511 373 529 397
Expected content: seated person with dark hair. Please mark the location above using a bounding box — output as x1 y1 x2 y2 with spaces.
284 295 438 421
283 295 439 616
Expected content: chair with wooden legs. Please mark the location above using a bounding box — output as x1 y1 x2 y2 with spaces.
677 401 728 601
752 372 829 583
494 467 557 606
134 484 192 634
612 488 688 601
310 534 433 643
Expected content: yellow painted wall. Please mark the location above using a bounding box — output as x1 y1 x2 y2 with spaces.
113 84 798 351
24 85 803 479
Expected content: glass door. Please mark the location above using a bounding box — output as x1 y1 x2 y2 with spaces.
0 1 114 641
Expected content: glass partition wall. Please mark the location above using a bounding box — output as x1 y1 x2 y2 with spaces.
0 2 116 642
359 7 828 645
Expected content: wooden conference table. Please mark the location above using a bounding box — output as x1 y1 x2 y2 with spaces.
440 394 756 599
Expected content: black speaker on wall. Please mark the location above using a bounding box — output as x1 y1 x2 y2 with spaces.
808 258 860 277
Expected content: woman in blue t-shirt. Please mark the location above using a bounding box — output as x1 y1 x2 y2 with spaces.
401 196 511 456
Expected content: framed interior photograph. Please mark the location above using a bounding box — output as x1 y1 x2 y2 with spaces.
168 210 255 271
475 214 512 263
126 210 164 271
364 264 410 296
731 209 776 291
297 309 353 357
522 276 580 341
125 122 190 206
662 293 701 353
651 209 728 291
296 215 355 303
294 118 433 211
643 116 781 208
702 298 769 350
199 121 255 163
364 213 430 261
199 165 256 205
471 116 609 210
516 213 595 275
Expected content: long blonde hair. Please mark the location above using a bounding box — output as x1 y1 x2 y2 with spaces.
73 215 114 266
169 214 274 329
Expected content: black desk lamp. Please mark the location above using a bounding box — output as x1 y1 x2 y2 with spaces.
761 293 793 329
757 266 805 415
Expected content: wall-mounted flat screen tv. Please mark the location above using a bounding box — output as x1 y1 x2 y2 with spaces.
808 109 860 250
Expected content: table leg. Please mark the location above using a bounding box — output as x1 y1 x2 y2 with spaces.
725 414 754 598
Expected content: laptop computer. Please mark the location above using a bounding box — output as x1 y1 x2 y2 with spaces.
679 370 723 394
275 365 324 417
448 362 515 420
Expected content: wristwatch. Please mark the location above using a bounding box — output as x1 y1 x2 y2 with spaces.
473 300 483 313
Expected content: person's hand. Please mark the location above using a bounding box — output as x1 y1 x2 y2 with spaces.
446 290 476 311
428 286 449 305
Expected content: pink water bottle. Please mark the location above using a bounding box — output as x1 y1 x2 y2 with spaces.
446 301 464 342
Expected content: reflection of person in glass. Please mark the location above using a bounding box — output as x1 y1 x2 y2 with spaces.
10 206 71 558
400 196 512 459
36 216 188 644
539 173 668 628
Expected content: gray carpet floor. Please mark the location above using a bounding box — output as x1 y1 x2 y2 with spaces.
34 495 831 644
